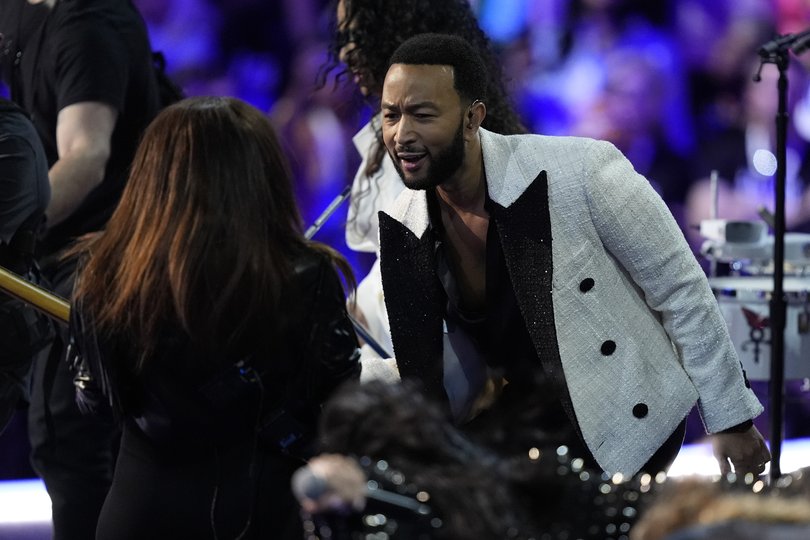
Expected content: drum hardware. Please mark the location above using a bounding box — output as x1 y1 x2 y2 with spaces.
709 276 810 381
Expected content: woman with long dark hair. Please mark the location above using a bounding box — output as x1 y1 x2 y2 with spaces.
68 96 360 539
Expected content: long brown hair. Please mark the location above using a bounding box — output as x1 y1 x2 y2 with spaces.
71 96 353 370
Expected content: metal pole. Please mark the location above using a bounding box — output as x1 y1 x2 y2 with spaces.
0 265 69 323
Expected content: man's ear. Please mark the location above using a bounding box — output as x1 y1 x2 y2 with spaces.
466 100 486 131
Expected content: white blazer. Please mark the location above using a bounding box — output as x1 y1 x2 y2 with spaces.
379 128 764 476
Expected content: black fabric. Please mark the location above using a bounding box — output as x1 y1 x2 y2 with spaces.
69 250 360 538
0 289 54 435
378 211 447 402
3 0 162 255
1 3 163 537
0 96 52 435
0 97 50 246
27 255 118 540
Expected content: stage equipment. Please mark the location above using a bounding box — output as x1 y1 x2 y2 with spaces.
0 264 69 323
697 28 810 481
709 275 810 381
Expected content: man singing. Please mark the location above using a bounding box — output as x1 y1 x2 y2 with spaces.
375 33 769 477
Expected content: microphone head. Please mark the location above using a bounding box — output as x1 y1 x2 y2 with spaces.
793 34 810 56
291 466 329 501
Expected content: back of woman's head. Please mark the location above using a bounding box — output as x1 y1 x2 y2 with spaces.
73 97 308 367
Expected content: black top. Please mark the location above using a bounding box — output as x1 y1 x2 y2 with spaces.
0 97 49 247
1 0 162 254
426 188 591 463
68 249 361 538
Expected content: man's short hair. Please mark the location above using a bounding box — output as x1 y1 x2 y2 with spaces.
388 33 488 104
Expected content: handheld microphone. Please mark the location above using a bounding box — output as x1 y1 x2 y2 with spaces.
292 464 432 515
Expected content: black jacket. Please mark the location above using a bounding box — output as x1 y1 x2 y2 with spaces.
68 249 360 457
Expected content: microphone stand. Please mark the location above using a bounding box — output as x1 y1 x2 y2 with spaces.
305 186 393 359
755 28 810 482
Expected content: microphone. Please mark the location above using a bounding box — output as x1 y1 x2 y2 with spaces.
291 466 330 501
759 27 810 57
292 462 432 515
304 185 352 240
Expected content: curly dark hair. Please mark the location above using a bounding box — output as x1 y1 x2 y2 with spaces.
315 380 663 540
318 380 527 539
322 0 526 182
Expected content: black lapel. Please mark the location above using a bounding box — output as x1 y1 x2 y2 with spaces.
378 211 446 402
489 171 578 428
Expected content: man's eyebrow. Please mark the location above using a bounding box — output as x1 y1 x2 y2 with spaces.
381 101 439 111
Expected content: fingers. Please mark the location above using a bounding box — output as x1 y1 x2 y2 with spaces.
734 442 771 476
717 456 732 476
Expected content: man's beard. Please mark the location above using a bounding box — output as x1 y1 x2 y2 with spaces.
391 121 465 191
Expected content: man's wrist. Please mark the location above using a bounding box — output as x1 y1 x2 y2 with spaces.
718 419 754 434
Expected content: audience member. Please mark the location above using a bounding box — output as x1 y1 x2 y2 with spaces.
631 471 810 540
685 61 810 249
295 380 671 539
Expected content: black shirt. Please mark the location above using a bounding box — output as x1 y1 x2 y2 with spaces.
1 0 162 254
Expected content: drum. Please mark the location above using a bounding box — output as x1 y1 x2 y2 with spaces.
709 276 810 380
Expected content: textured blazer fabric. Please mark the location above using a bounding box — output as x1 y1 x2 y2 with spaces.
380 128 763 476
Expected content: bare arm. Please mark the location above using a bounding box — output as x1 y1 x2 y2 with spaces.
46 101 117 227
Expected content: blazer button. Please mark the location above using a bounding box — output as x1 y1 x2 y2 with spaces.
600 340 616 355
579 278 595 292
632 403 648 418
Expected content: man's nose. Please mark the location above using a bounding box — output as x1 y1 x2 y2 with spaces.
394 116 416 146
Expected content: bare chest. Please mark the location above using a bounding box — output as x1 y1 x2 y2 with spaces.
440 208 489 312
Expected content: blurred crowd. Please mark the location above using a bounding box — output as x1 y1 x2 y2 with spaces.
132 0 810 263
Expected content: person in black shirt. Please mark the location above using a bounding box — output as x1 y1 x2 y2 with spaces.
0 1 162 537
0 97 51 435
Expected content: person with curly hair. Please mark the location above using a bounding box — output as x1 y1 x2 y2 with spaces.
321 0 526 360
293 380 668 539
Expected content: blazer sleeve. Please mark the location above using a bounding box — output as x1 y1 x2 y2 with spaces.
580 140 762 433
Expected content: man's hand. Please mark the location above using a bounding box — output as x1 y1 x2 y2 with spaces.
710 425 770 476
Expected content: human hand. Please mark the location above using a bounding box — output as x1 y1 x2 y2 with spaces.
292 454 367 514
710 425 770 476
